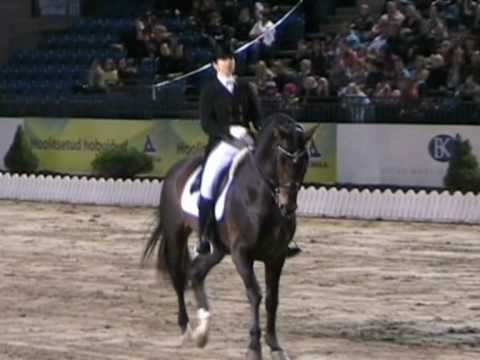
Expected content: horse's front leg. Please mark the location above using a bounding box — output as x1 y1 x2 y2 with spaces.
265 256 290 360
232 249 263 360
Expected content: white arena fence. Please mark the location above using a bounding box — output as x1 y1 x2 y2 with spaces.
0 173 479 224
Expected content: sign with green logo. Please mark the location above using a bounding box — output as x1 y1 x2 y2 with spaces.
23 118 207 176
19 118 335 183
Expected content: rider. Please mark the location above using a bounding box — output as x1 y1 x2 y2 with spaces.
197 43 302 257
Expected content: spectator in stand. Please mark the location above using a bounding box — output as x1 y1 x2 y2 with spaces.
329 60 352 93
380 1 406 27
92 58 120 92
157 43 177 77
271 60 296 92
298 58 313 81
310 38 329 77
235 7 254 43
300 76 330 103
118 58 138 85
262 80 282 104
254 60 275 94
249 8 276 62
148 24 173 57
403 3 423 33
456 73 480 99
205 11 226 41
365 58 385 91
291 39 312 69
426 53 448 93
282 82 300 109
123 17 152 62
338 82 371 122
447 45 467 89
416 68 430 95
466 49 480 81
352 4 376 37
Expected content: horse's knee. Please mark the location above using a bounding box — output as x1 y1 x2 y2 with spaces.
247 286 262 307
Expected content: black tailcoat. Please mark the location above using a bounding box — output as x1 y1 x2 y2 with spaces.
200 78 262 152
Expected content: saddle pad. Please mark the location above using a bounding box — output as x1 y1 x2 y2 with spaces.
180 148 250 222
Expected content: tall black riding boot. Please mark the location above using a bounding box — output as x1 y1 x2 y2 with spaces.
197 196 215 255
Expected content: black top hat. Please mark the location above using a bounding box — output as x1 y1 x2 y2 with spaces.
212 42 235 62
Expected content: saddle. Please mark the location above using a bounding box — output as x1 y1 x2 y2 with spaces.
180 148 250 222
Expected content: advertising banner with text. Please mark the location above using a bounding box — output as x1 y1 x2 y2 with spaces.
0 118 336 183
337 124 480 187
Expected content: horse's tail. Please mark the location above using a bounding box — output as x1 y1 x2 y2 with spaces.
141 201 191 293
141 210 168 272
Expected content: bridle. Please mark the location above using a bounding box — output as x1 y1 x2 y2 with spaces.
250 144 308 217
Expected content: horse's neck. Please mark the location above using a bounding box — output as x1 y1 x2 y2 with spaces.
253 137 276 180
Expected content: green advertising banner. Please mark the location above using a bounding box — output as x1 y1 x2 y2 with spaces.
24 118 207 176
22 118 336 183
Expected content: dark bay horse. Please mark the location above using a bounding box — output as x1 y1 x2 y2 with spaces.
142 114 316 360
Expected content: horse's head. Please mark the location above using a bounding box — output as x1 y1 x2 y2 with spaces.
259 114 317 217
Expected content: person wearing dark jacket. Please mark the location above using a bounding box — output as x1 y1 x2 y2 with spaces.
197 44 301 257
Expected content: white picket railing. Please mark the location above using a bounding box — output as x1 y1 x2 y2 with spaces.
0 173 479 223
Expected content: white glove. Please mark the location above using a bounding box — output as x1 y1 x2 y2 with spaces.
229 125 248 139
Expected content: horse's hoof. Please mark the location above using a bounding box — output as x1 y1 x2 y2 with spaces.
192 308 210 348
271 350 290 360
246 348 263 360
192 328 209 348
177 323 192 347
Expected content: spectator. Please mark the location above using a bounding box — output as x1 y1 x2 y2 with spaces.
310 39 329 77
456 74 480 99
416 68 430 95
339 82 371 122
447 45 467 89
365 59 385 91
262 80 282 105
282 82 300 109
249 8 276 62
300 76 330 103
235 7 254 43
254 60 275 94
92 58 120 92
118 58 138 85
380 1 406 27
157 43 177 76
291 39 312 69
271 60 296 92
148 24 172 57
466 49 480 82
352 4 376 35
426 54 448 92
403 4 423 33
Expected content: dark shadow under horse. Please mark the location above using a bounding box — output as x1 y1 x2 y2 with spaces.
142 114 317 360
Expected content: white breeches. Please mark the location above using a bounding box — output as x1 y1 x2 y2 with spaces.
200 140 240 200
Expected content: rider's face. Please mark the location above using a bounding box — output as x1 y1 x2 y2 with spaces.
214 57 235 77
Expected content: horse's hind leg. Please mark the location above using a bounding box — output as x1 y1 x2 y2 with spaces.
164 227 192 342
189 248 225 348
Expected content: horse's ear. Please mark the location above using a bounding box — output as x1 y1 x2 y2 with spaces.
304 124 319 143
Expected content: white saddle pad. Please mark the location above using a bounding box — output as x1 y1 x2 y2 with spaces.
180 148 250 222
